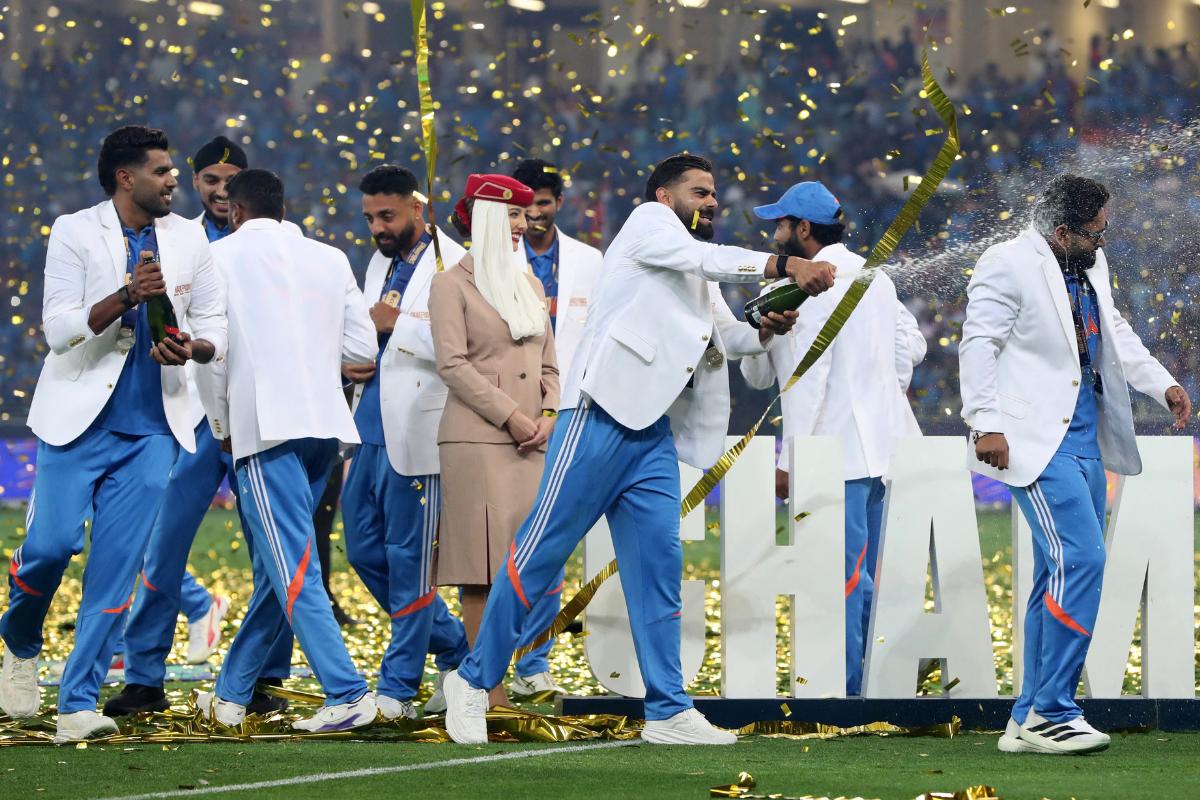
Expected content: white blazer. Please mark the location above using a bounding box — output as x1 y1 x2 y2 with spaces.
27 200 226 451
560 201 773 468
518 228 603 380
349 230 467 477
196 218 376 462
186 214 303 429
959 228 1177 487
741 243 925 479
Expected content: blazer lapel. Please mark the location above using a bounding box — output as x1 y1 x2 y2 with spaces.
554 229 575 336
154 216 177 298
1032 234 1079 358
401 247 437 312
100 201 129 289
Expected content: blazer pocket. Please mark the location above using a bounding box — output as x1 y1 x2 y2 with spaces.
998 391 1030 420
609 324 656 364
416 391 448 411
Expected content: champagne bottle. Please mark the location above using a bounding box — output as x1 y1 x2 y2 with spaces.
140 250 182 344
744 281 808 329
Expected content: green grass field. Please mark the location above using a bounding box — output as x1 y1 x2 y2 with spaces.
1 505 1198 800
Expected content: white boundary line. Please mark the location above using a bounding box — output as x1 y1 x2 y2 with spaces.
92 740 639 800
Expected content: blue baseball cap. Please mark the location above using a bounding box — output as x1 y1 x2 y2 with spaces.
753 181 843 226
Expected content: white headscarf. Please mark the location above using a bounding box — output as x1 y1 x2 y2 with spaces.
469 199 546 341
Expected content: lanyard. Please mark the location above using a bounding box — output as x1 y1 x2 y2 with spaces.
380 231 433 306
1064 270 1103 393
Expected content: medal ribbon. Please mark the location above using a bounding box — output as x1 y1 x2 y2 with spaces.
380 231 434 306
515 50 960 659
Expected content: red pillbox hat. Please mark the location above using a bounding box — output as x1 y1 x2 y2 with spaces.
454 173 534 232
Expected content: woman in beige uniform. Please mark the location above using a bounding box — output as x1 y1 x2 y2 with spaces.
429 174 559 708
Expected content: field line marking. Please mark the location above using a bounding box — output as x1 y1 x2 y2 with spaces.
93 740 639 800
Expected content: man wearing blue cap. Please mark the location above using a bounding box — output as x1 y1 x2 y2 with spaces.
741 181 927 696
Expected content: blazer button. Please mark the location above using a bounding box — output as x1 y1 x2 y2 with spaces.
1062 417 1070 424
519 372 527 379
1072 379 1080 386
686 366 694 373
107 383 113 389
701 334 709 341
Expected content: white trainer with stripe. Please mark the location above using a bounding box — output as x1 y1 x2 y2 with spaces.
1016 712 1110 754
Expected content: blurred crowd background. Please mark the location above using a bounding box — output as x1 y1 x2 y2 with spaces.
2 0 1199 461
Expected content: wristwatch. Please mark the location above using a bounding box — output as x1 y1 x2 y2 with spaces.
117 284 135 309
971 430 997 444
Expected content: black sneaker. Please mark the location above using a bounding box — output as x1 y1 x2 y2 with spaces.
102 683 169 717
246 678 289 715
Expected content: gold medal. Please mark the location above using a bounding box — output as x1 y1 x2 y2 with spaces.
383 289 401 308
704 346 725 369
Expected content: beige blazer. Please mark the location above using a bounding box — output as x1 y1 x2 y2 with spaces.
430 256 560 447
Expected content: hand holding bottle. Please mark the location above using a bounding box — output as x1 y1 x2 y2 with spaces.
786 258 837 294
130 251 167 304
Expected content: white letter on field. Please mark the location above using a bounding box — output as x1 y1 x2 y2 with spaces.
862 437 997 698
721 436 845 698
583 463 707 697
1084 436 1195 698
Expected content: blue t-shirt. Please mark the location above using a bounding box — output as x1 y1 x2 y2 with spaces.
525 237 558 329
202 214 232 243
91 225 171 437
1057 273 1102 459
353 252 424 447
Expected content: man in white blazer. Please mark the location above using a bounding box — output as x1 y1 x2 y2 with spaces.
0 126 226 743
506 157 606 698
193 169 379 732
740 181 926 696
960 174 1190 755
444 152 836 746
341 165 470 721
108 137 297 719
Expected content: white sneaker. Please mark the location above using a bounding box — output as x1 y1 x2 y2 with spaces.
443 669 488 744
54 710 119 744
186 596 230 665
292 693 377 733
1017 712 1111 754
424 670 449 715
195 690 247 727
0 649 41 718
642 708 737 745
509 671 565 699
376 693 418 721
997 717 1040 753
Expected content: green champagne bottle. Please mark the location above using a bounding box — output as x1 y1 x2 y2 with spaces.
140 250 182 345
744 281 808 329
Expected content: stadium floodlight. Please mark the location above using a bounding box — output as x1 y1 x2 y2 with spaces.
187 1 224 16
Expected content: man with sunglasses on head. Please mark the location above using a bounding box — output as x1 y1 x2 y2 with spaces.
960 174 1191 756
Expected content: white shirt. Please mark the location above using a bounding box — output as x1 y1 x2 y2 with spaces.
741 243 925 479
197 218 376 461
560 201 773 468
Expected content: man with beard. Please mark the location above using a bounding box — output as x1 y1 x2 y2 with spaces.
740 181 926 696
504 157 604 699
961 174 1190 755
105 137 296 719
340 165 470 720
0 126 226 742
443 152 834 745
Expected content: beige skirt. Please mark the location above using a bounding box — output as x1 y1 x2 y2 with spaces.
435 442 545 586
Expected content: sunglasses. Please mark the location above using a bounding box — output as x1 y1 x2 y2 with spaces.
1070 223 1108 244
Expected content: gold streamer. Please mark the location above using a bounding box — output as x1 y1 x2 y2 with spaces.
410 0 445 271
516 49 959 660
709 772 998 800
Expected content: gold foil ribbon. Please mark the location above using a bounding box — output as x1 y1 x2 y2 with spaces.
516 50 959 660
710 771 998 800
410 0 445 272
